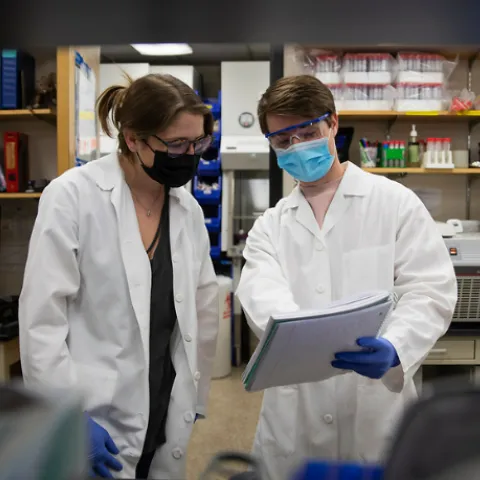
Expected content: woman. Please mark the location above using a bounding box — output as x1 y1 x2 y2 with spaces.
19 74 220 479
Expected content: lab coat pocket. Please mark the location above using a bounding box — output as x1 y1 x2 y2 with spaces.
76 362 118 412
342 245 393 298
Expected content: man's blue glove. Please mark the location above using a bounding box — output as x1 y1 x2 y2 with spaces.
86 414 123 478
331 337 400 380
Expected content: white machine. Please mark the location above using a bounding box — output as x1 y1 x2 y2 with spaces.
219 61 270 364
220 61 270 256
441 219 480 324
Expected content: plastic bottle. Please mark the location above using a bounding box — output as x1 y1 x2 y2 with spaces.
408 124 420 167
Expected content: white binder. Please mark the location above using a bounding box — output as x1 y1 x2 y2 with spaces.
243 291 394 392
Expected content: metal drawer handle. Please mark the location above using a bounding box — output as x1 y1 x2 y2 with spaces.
430 348 448 354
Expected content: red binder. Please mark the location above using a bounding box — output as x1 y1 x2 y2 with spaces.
3 132 29 193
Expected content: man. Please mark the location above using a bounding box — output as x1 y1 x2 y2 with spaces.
236 75 457 480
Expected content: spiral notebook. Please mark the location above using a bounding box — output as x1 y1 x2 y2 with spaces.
242 291 394 392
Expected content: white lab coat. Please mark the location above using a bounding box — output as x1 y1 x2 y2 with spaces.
19 152 219 479
236 162 457 480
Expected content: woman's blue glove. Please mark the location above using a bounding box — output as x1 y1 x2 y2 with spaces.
331 337 400 379
86 414 123 478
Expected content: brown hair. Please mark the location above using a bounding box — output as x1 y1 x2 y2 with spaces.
258 75 336 134
96 73 213 155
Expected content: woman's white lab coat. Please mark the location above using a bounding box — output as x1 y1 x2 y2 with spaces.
236 162 457 480
19 152 219 479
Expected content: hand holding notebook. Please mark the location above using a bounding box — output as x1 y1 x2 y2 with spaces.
242 291 394 392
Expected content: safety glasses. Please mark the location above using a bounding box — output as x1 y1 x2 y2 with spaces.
151 134 213 157
265 113 330 150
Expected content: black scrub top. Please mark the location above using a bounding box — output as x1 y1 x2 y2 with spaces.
142 190 177 455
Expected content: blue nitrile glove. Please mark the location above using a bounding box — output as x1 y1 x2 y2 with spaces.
331 337 400 380
86 414 123 478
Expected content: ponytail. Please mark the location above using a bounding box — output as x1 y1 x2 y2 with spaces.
96 84 127 138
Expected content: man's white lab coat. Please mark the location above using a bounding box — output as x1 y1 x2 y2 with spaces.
237 162 457 480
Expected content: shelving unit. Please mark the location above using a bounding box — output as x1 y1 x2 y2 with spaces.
0 193 42 199
0 47 100 199
0 109 56 120
364 167 480 175
340 110 480 119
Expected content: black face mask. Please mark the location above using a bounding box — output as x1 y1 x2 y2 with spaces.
139 150 200 188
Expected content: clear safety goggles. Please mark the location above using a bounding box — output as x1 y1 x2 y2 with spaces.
265 113 331 150
149 134 213 158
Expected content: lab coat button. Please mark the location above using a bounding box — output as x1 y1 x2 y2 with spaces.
194 371 201 381
315 242 324 251
316 284 325 293
184 334 192 342
172 447 183 459
172 254 179 263
323 414 333 424
175 294 184 303
184 411 194 423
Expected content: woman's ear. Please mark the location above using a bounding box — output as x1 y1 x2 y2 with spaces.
123 128 138 152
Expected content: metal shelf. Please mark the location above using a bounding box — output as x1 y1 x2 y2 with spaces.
0 193 42 199
363 168 480 175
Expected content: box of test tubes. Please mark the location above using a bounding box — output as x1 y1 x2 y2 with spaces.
315 54 342 85
343 84 394 111
343 53 394 85
397 53 446 84
423 138 454 169
395 83 445 111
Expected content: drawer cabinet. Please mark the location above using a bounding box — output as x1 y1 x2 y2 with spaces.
425 340 476 362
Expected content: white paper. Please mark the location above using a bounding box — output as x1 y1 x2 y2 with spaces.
243 291 393 392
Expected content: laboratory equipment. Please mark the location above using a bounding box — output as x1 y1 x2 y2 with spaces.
343 53 393 85
397 52 447 84
343 83 394 111
423 137 454 169
220 61 270 364
395 82 445 111
442 219 480 324
315 54 341 85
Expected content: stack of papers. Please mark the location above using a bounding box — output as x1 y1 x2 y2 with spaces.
242 291 394 392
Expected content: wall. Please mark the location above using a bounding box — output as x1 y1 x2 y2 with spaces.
284 46 480 221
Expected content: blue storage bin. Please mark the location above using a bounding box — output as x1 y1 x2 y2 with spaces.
210 233 222 260
194 176 222 205
198 157 221 176
204 205 222 233
204 95 221 121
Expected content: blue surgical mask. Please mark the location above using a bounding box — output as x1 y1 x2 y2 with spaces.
275 135 335 183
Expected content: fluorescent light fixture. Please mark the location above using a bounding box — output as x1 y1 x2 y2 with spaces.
131 43 193 56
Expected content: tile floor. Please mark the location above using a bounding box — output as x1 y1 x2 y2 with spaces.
186 367 263 479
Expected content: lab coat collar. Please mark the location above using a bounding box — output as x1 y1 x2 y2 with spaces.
90 151 191 211
284 162 371 210
284 162 372 239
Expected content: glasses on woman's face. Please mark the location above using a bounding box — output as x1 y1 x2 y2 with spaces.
153 134 213 157
266 114 331 150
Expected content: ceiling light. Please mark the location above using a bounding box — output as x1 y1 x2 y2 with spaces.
131 43 193 56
